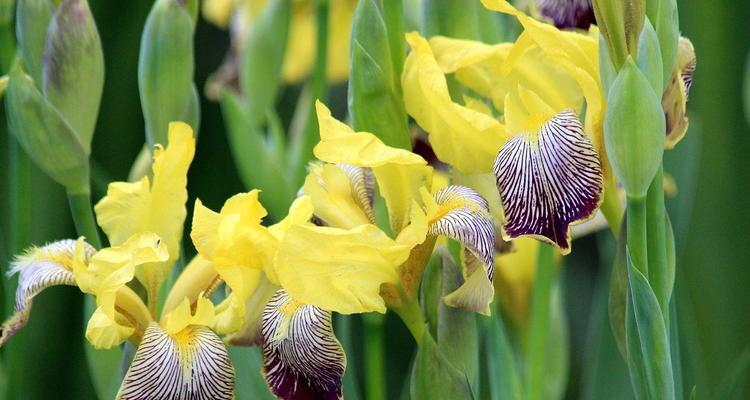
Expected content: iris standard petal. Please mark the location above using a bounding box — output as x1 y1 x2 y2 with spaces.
303 163 374 229
493 110 602 253
262 290 345 400
314 100 432 233
402 32 507 174
95 122 195 299
117 323 235 400
0 239 95 346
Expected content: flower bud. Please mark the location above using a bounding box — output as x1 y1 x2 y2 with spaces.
604 57 665 198
6 68 89 193
592 0 645 69
16 0 54 83
42 0 104 153
139 0 197 149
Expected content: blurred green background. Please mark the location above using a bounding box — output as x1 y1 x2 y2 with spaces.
0 0 748 398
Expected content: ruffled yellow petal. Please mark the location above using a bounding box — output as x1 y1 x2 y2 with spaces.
303 163 373 229
403 32 507 174
76 232 168 349
95 122 195 299
161 296 216 335
314 101 432 233
190 190 277 334
481 0 606 170
275 223 414 314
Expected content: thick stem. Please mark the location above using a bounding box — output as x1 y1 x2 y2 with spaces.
626 196 648 276
647 166 670 318
389 284 426 344
5 139 31 400
525 243 555 400
67 191 102 249
363 313 386 400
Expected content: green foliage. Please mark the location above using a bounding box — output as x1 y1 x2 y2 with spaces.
625 249 675 399
349 0 410 149
16 0 53 83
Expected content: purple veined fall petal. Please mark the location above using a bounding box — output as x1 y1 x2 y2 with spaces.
1 239 95 346
427 186 496 315
262 290 345 400
493 110 603 253
116 323 235 400
536 0 595 30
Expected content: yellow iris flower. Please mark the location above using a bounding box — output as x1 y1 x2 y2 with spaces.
204 0 355 84
402 0 612 254
1 123 241 399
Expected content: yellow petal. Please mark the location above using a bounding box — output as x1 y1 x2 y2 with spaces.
85 306 135 350
303 163 373 229
202 0 239 28
402 32 507 174
161 296 216 335
314 101 432 233
95 122 195 299
190 190 277 334
77 232 168 349
275 224 413 314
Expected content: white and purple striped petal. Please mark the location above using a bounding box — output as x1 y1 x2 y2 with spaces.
262 290 345 400
1 239 95 346
117 323 235 400
429 186 496 315
494 110 603 253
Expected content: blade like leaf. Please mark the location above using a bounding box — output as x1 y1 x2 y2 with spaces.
625 248 675 399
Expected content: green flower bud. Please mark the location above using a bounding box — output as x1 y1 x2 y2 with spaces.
348 0 410 149
646 0 679 87
42 0 104 153
5 68 89 193
604 57 665 198
636 19 664 94
16 0 54 83
139 0 196 149
592 0 645 69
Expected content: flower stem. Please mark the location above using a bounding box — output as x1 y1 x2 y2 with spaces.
388 284 425 344
363 312 386 400
5 139 31 400
626 196 648 276
525 242 555 400
646 166 670 317
67 191 102 249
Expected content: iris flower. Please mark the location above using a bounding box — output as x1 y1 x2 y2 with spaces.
191 101 495 399
1 123 245 398
204 0 355 98
403 0 609 254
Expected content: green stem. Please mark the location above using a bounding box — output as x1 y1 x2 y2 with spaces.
363 313 386 400
525 243 555 400
290 0 329 187
389 284 425 344
67 191 102 249
5 139 31 400
626 196 648 276
646 166 670 317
